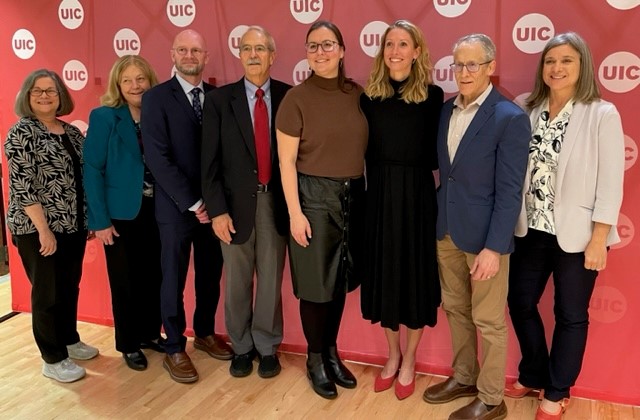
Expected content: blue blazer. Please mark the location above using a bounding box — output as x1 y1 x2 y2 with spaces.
436 87 531 254
84 105 144 230
141 76 215 223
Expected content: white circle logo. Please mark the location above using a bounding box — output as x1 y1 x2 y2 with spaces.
12 29 36 60
590 286 627 324
598 51 640 93
292 59 312 86
359 21 388 58
606 0 640 10
624 134 638 171
70 120 88 136
113 28 141 57
612 212 634 249
290 0 323 24
512 13 555 54
62 59 88 91
433 0 472 18
433 55 458 93
228 25 250 59
513 92 530 111
58 0 84 30
167 0 196 27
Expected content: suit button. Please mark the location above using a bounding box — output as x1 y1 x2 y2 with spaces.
253 169 257 174
252 194 256 198
448 176 455 181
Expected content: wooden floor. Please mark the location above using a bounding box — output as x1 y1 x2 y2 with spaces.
0 309 638 419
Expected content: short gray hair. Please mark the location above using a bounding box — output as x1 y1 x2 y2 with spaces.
241 25 276 52
453 33 496 61
14 69 74 118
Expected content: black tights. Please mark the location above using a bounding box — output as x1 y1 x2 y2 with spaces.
299 294 346 353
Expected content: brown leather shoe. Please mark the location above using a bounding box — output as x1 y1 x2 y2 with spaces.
449 398 507 420
194 335 234 360
423 376 478 404
163 352 198 383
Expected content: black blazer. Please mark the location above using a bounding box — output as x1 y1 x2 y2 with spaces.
201 77 291 244
142 76 215 223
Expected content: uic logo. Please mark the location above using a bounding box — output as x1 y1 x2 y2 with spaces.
589 286 627 324
228 25 250 59
113 28 141 57
433 55 458 94
512 13 554 54
606 0 640 10
70 120 88 137
290 0 323 24
598 51 640 93
58 0 84 30
12 29 36 60
359 21 388 58
62 59 88 91
167 0 196 28
612 212 634 250
433 0 472 18
292 59 312 86
624 135 637 171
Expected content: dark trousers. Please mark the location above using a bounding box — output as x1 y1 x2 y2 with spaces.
157 219 223 354
508 229 599 402
104 197 162 353
14 231 86 364
299 293 346 353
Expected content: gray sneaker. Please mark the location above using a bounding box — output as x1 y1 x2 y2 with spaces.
67 341 99 360
42 358 86 383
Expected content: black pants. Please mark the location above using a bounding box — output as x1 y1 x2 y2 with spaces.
104 197 162 353
14 231 86 364
508 229 598 402
300 293 346 353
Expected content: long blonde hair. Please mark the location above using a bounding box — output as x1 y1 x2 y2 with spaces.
101 55 158 107
364 20 433 103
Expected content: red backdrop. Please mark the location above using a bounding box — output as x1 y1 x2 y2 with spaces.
1 0 638 405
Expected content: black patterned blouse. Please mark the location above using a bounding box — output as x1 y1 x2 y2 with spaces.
5 117 87 235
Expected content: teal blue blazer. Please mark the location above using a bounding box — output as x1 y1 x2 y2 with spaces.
84 105 144 230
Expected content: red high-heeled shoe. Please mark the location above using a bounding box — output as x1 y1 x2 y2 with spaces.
395 374 416 400
535 398 570 419
504 381 536 398
374 369 398 392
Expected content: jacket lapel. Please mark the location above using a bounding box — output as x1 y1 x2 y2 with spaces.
556 101 585 190
114 106 142 159
170 76 200 125
230 78 257 161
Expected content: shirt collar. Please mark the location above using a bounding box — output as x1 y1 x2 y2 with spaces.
244 77 271 99
453 83 493 110
175 73 204 95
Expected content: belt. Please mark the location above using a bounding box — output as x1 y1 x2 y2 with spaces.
257 183 269 193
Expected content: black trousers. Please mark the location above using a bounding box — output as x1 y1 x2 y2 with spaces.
508 229 599 402
104 197 162 353
14 231 86 364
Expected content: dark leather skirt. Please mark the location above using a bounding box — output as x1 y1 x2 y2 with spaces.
289 174 365 303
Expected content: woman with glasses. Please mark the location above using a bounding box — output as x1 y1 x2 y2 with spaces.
276 20 368 399
506 32 624 419
5 69 98 383
84 55 164 371
360 20 443 400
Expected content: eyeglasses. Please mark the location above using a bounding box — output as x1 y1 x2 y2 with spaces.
30 88 59 97
172 47 206 56
449 61 492 73
305 40 339 53
240 44 270 54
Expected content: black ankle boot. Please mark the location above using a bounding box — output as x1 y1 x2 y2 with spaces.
307 352 338 399
323 346 357 389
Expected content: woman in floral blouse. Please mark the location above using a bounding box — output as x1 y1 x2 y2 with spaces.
5 69 98 384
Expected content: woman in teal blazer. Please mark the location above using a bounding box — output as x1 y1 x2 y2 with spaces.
84 55 163 371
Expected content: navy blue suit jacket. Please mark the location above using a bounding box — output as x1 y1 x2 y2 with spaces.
141 76 215 223
436 87 531 254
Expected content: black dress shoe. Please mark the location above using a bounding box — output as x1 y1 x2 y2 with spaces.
323 346 357 389
230 350 255 377
258 354 281 378
140 337 166 353
123 351 148 371
307 352 338 399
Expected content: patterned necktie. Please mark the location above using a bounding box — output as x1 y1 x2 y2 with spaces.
254 88 271 185
191 87 202 123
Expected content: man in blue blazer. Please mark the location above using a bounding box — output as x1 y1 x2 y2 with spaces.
142 29 233 384
201 26 291 380
422 34 530 420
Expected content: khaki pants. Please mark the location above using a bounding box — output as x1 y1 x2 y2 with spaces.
437 234 509 405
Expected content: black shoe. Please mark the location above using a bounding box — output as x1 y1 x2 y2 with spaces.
140 337 166 353
123 351 148 371
307 352 338 399
230 350 255 377
257 354 281 378
323 346 357 389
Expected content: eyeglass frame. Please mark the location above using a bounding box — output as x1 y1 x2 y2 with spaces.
449 60 493 73
239 44 272 54
29 88 60 97
172 47 206 57
305 40 340 54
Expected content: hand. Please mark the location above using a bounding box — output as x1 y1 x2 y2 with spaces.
290 213 312 247
584 240 607 271
212 213 236 244
470 248 500 281
38 228 57 256
95 226 119 245
194 203 210 224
